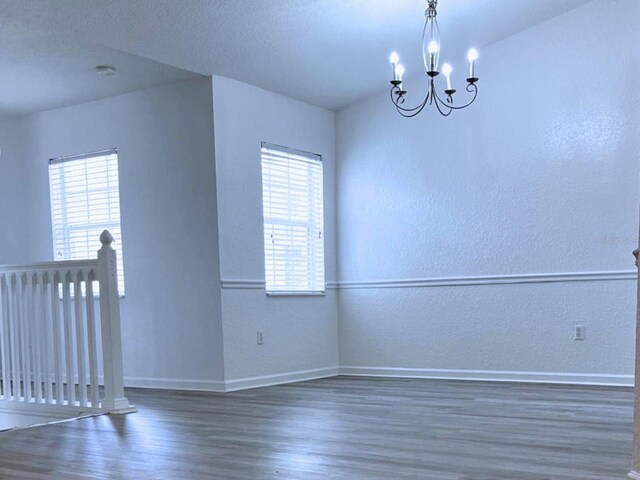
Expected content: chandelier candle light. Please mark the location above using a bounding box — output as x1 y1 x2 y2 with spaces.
389 0 479 118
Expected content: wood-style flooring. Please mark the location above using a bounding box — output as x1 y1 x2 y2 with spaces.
0 376 633 479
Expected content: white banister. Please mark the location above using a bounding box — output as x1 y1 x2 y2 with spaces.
0 230 133 414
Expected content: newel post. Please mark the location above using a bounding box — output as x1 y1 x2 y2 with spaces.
97 230 132 413
629 248 640 480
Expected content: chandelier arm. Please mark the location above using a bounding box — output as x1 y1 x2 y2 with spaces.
432 82 478 111
395 102 429 118
433 95 453 117
389 86 431 114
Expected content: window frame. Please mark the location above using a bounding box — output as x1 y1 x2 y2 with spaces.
260 142 326 296
48 148 126 297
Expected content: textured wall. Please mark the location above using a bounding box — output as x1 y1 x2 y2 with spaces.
335 0 640 383
212 76 339 383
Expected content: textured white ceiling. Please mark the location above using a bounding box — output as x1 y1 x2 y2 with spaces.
0 0 593 111
0 18 197 119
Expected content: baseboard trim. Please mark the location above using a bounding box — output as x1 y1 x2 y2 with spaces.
224 367 339 392
124 376 226 393
123 368 339 393
339 366 634 387
122 366 632 393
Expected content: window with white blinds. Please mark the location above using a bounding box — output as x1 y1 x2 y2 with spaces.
261 142 325 294
48 149 125 295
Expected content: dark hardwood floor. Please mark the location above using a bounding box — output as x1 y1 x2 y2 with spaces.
0 376 633 479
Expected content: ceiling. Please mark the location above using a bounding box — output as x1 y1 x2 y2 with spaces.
0 0 593 112
0 18 197 120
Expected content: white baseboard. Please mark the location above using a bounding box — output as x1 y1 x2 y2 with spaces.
121 366 632 393
123 368 338 393
339 366 634 387
224 367 339 392
124 376 226 393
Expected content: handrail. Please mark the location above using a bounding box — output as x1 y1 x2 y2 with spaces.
0 259 98 273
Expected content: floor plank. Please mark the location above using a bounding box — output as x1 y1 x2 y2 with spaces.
0 377 633 479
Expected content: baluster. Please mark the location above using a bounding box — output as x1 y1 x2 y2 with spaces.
16 275 26 400
50 272 63 405
20 275 30 401
22 274 32 402
85 269 99 408
32 274 43 403
74 270 87 407
0 274 7 399
62 272 74 405
8 274 18 399
42 273 53 404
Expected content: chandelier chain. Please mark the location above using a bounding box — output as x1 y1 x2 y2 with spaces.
426 0 438 19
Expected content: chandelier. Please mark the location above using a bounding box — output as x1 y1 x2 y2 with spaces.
388 0 479 118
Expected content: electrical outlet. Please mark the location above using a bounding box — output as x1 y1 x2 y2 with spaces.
257 330 264 346
574 325 585 341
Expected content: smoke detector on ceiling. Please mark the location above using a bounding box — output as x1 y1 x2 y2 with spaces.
95 65 117 76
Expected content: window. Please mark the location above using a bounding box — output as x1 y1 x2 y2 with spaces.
261 142 325 294
48 149 125 295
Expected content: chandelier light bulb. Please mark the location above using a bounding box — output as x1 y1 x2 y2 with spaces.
467 48 478 78
390 52 400 81
426 40 439 72
442 63 452 90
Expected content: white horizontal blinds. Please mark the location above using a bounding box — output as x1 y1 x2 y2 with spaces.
261 143 325 294
49 149 125 294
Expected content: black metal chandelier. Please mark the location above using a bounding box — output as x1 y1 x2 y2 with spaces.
388 0 479 118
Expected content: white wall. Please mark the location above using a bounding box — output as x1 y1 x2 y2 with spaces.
336 0 640 385
0 73 340 392
1 0 635 391
212 76 339 386
0 77 226 390
0 117 31 264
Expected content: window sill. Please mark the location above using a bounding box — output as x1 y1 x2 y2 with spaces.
266 291 326 297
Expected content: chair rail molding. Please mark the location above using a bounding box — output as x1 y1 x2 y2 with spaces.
220 270 636 290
